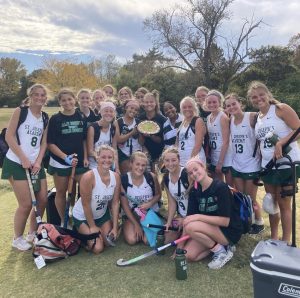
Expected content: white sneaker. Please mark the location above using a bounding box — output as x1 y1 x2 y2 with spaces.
208 249 233 269
25 232 36 243
12 237 32 251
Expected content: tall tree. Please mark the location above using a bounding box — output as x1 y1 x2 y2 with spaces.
288 33 300 68
33 58 99 95
144 0 263 92
0 58 26 106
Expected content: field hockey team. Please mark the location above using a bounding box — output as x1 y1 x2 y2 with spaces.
2 81 300 270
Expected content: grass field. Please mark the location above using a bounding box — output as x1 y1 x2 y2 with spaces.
0 107 300 297
1 173 300 298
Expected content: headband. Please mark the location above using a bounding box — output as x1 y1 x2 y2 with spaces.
100 101 116 111
185 157 205 169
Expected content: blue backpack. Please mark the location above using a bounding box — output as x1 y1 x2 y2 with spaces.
229 186 254 234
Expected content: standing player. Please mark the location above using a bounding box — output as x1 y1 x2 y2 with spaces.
248 81 300 243
225 93 264 234
206 90 233 184
2 84 49 250
176 96 206 166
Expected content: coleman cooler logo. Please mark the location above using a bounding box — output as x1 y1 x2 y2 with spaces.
278 283 300 297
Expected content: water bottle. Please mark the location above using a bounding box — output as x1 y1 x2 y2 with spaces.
155 229 165 255
175 248 187 280
30 173 40 192
265 131 292 154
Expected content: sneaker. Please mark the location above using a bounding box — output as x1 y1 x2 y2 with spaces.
226 244 236 253
12 237 32 251
25 232 36 243
208 249 233 270
249 224 265 235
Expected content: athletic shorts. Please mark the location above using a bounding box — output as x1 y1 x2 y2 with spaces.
47 165 88 177
220 226 242 245
1 157 46 180
73 208 111 229
261 167 300 186
231 168 260 180
209 164 232 174
118 148 129 164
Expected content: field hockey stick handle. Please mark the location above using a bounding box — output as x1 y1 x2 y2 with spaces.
25 169 42 224
147 224 179 231
67 155 77 195
156 235 190 252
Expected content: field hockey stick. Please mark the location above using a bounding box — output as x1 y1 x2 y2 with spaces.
260 126 300 176
25 169 42 225
146 224 179 231
64 157 76 228
116 235 190 266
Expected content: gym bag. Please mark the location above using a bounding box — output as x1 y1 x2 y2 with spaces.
33 223 99 262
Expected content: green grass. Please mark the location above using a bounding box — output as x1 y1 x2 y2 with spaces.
1 107 300 297
1 172 300 298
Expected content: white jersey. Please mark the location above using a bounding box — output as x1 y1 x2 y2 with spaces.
177 119 206 166
255 104 300 168
118 118 142 156
167 167 188 217
230 112 261 173
72 169 116 220
207 111 232 167
125 172 159 212
6 108 44 164
89 124 112 169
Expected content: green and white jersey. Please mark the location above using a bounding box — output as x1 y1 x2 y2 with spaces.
177 121 206 166
207 111 232 167
255 105 300 168
73 169 116 220
6 109 44 164
231 112 260 173
125 172 159 212
167 167 189 217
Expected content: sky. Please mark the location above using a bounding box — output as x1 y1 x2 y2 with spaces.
0 0 299 73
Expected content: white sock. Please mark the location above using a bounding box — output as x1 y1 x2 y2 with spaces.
255 218 264 225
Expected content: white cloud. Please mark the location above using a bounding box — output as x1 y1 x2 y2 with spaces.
0 0 299 61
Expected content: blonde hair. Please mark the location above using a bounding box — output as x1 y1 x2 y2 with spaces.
247 81 280 105
25 84 50 106
118 86 133 100
162 146 180 161
206 90 225 107
130 151 148 163
180 96 199 117
95 144 115 159
144 90 160 113
27 83 49 98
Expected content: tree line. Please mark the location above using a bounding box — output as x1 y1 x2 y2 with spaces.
0 0 299 112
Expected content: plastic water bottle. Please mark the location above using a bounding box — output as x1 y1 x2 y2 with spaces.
175 248 187 280
155 229 165 255
265 131 292 154
31 173 40 192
